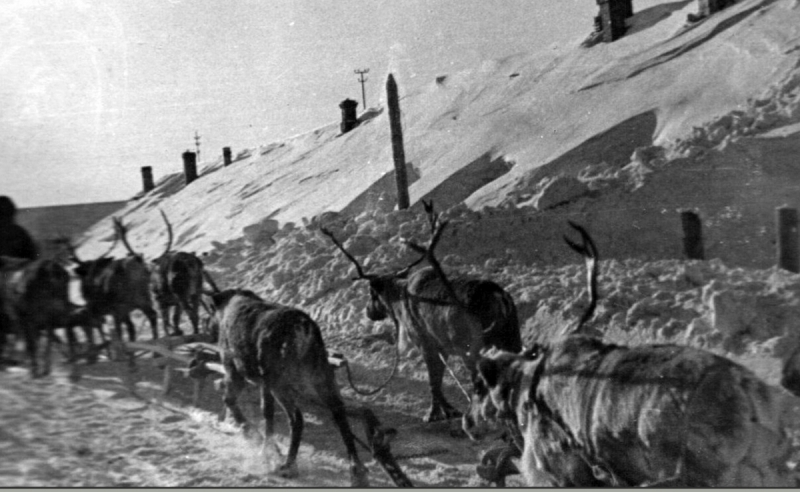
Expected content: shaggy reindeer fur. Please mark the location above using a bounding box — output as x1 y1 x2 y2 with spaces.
323 203 521 422
369 265 521 421
73 255 159 341
209 289 369 487
464 222 798 487
150 251 204 336
464 338 798 487
1 258 70 376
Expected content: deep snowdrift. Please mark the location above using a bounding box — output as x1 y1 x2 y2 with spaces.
40 0 800 484
75 0 800 267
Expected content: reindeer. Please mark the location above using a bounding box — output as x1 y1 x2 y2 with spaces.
69 220 159 342
0 257 71 377
204 286 370 486
462 223 799 487
322 201 521 422
114 211 204 336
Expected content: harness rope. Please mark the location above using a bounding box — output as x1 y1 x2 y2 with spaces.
341 333 401 397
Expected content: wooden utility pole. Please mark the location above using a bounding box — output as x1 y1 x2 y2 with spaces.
194 131 201 163
355 68 369 110
387 73 410 210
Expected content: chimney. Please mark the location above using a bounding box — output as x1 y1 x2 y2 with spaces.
182 151 198 185
339 99 360 134
140 166 155 193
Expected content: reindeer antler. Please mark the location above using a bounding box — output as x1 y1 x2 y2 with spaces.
62 229 118 264
564 221 599 329
158 209 174 258
60 234 84 264
99 233 119 259
112 216 140 258
422 199 438 234
403 201 466 310
320 227 372 280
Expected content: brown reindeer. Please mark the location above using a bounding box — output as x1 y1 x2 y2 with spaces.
206 288 370 486
322 201 521 422
462 223 798 487
70 222 159 342
114 211 204 336
0 257 71 376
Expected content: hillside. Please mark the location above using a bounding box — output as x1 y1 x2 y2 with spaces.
37 0 800 485
75 0 800 269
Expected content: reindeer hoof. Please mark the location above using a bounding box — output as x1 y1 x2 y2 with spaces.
242 425 263 444
260 438 283 458
424 412 444 423
275 462 299 479
424 405 462 423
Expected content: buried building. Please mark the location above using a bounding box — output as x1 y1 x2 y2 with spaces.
594 0 634 42
698 0 736 17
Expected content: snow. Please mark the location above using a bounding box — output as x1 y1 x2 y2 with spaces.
7 0 800 486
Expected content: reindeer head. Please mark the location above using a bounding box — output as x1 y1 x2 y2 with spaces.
462 345 545 442
320 227 424 321
65 229 118 278
321 200 449 322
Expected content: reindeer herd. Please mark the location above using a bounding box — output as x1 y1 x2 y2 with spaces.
0 203 798 487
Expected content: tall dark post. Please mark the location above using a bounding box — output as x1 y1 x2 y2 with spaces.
777 206 799 273
140 166 154 193
680 211 705 260
386 73 410 210
223 147 232 167
182 151 198 185
339 99 359 134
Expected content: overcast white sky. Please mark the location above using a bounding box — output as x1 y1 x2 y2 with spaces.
1 0 594 208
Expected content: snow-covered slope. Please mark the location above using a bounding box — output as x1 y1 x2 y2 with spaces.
76 0 800 266
51 3 800 482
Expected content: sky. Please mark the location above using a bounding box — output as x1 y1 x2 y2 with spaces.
1 0 595 208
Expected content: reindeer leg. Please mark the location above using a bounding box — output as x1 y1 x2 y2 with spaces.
222 362 249 429
112 315 125 343
24 325 40 378
423 350 461 422
314 374 369 487
141 305 159 340
185 296 200 335
259 382 282 457
273 393 302 479
123 314 136 342
65 324 79 360
42 326 53 376
171 303 184 336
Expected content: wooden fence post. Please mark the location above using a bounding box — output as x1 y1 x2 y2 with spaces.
182 151 198 185
141 166 155 193
680 211 705 260
387 74 410 210
223 147 232 167
777 206 799 273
